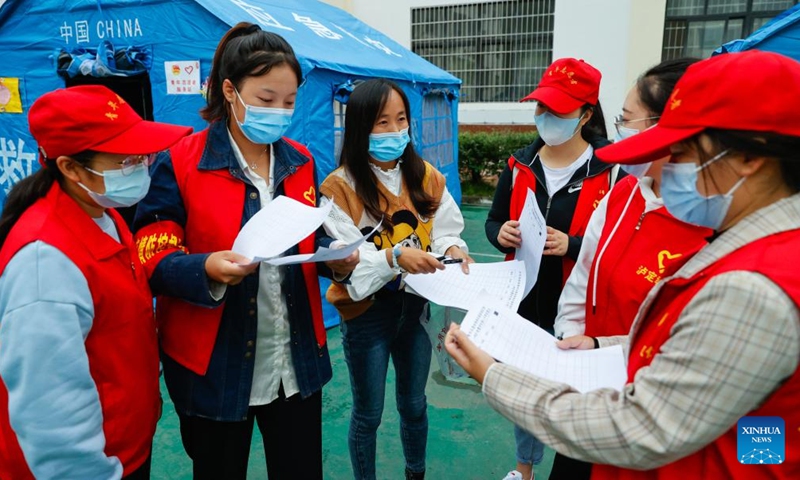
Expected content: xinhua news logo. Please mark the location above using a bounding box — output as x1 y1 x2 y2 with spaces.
737 416 785 465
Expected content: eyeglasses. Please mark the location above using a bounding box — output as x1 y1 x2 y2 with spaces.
113 153 156 176
613 114 660 135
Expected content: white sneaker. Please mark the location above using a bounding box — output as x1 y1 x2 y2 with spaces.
501 471 524 480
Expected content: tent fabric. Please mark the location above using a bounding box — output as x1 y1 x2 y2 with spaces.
0 0 462 328
194 0 459 85
715 4 800 61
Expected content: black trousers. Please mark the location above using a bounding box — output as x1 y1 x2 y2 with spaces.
549 452 593 480
123 453 151 480
178 388 323 480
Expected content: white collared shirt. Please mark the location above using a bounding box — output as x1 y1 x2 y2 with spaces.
227 130 299 405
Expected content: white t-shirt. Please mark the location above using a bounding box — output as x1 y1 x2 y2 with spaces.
540 145 594 195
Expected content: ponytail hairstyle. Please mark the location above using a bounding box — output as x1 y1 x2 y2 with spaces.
201 22 303 123
0 151 95 247
637 57 701 118
340 79 438 233
580 100 608 140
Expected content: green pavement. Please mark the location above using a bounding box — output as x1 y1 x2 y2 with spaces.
151 204 556 479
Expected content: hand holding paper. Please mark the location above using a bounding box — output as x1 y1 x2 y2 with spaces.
324 249 360 277
458 298 627 392
444 323 496 385
205 250 259 285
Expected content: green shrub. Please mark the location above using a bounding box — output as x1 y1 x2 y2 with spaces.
458 130 538 183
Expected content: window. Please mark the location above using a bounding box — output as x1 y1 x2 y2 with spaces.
419 92 454 168
663 0 798 60
411 0 555 103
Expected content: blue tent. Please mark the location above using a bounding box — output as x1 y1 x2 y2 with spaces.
716 4 800 60
0 0 462 327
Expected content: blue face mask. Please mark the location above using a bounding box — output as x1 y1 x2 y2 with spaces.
232 89 294 144
661 149 746 230
78 162 151 209
534 110 584 146
613 124 639 143
620 162 652 179
369 128 410 162
615 126 653 179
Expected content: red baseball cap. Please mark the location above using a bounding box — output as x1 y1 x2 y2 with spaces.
520 58 602 114
28 85 192 161
597 50 800 164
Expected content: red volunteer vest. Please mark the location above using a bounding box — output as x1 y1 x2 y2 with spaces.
135 130 326 376
593 229 800 480
507 156 612 285
0 184 159 479
584 176 711 337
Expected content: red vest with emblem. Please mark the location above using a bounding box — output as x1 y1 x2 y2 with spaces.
0 184 160 479
584 176 710 337
507 156 612 285
592 229 800 480
136 130 326 376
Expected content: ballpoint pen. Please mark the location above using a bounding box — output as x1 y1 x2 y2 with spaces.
442 258 464 264
434 255 464 264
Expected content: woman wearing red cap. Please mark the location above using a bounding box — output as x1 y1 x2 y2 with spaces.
133 23 355 479
448 50 800 479
549 58 710 476
485 57 620 480
0 85 190 479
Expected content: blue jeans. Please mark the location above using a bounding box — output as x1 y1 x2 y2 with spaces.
341 291 432 480
514 326 553 467
514 425 545 466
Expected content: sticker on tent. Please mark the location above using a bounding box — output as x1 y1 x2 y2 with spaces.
165 61 201 95
0 78 23 113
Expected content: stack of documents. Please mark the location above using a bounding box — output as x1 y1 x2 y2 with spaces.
404 186 626 392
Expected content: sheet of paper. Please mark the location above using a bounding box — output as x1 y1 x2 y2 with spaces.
232 195 333 264
515 189 547 297
266 224 380 266
404 260 526 312
460 300 627 392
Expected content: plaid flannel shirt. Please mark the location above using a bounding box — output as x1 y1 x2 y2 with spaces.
483 193 800 469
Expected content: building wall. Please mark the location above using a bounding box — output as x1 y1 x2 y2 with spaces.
553 0 666 135
322 0 667 130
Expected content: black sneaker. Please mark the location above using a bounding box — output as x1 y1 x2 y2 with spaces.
405 468 425 480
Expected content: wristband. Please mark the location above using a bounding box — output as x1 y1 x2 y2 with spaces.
392 244 403 269
592 336 599 349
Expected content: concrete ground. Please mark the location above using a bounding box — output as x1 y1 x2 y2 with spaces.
151 204 556 479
